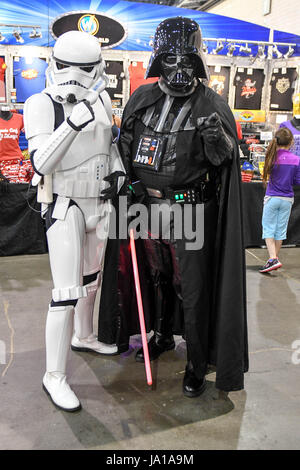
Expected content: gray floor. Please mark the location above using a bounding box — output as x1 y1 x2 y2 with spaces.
0 248 300 450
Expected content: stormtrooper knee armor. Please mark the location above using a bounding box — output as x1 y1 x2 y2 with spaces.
24 31 125 411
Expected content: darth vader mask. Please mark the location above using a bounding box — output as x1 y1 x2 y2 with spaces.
160 53 197 90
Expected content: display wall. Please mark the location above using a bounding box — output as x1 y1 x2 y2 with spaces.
0 0 299 126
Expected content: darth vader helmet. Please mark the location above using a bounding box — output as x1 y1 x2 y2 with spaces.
46 31 108 104
145 17 209 93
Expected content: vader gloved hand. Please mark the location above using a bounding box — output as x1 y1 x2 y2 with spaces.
197 112 233 166
100 171 126 200
67 100 95 131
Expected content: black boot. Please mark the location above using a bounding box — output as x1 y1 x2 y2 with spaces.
183 361 206 398
136 269 175 362
135 332 175 362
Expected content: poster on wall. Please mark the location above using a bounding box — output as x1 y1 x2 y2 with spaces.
234 68 265 110
208 66 230 102
0 57 6 103
105 60 125 108
232 109 266 123
13 56 48 103
270 68 298 111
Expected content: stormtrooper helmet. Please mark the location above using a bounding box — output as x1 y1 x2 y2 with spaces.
46 31 107 104
146 17 209 95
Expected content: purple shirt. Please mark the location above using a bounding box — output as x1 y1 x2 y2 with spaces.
266 149 300 198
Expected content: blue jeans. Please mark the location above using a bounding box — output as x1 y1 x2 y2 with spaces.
262 197 292 240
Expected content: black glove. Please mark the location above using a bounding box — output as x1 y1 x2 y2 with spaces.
100 171 126 200
197 112 233 166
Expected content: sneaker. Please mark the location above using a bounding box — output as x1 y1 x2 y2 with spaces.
259 258 282 273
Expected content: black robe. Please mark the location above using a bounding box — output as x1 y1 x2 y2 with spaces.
98 81 248 392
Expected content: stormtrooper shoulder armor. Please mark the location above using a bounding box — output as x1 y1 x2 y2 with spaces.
24 93 55 141
99 90 112 123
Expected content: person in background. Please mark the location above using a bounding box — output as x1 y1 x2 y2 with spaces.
260 127 300 273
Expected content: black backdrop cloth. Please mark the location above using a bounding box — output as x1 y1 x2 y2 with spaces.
242 182 300 247
0 182 47 256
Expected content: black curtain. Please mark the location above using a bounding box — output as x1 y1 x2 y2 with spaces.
0 182 47 256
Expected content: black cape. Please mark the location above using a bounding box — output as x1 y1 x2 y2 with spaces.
98 81 248 392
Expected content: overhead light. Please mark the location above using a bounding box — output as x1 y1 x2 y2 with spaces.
29 28 42 39
272 44 283 59
227 43 236 57
284 45 294 58
257 45 266 59
212 40 223 54
13 29 24 43
239 43 252 55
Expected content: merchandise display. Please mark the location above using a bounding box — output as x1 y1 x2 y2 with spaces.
234 68 265 110
208 65 230 102
128 61 158 95
0 108 24 160
0 57 6 103
13 56 47 103
270 67 298 111
104 60 125 107
0 107 33 183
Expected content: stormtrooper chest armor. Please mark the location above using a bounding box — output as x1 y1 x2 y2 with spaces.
52 98 112 198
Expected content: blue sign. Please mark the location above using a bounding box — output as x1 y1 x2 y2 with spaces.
0 0 299 54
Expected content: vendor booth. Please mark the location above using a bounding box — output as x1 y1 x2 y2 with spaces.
0 0 300 255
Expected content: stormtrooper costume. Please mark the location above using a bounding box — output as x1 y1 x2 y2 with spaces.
24 31 125 411
118 17 248 395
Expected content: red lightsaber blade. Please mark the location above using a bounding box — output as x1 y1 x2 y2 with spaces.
129 228 152 386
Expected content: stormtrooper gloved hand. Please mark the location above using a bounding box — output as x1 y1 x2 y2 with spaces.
197 112 233 166
67 100 95 131
100 171 126 200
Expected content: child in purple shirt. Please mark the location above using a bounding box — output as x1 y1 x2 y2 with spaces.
260 127 300 273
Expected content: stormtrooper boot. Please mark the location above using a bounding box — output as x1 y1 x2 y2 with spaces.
71 282 118 355
43 305 81 412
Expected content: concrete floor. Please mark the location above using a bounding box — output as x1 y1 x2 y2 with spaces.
0 248 300 450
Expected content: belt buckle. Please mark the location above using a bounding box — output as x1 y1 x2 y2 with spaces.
147 188 163 198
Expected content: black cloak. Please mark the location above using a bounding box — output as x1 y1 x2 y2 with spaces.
98 81 248 392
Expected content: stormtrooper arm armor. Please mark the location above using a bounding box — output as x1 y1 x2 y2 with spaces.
100 143 126 200
99 89 126 197
109 142 126 192
24 93 94 176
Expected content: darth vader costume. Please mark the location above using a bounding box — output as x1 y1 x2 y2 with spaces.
99 17 248 394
